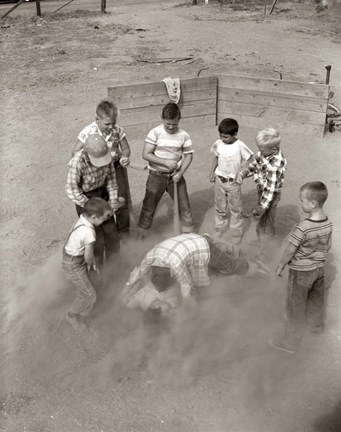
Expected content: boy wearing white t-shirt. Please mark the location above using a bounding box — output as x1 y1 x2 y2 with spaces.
209 118 253 244
62 197 112 331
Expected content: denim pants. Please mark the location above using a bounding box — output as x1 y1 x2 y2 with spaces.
114 163 130 233
256 187 281 241
214 177 243 235
76 187 120 267
62 251 97 316
138 171 194 231
283 267 326 348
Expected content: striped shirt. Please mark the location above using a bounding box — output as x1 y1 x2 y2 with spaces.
245 149 287 209
78 121 126 158
145 124 194 173
139 233 211 289
65 150 117 208
288 218 333 271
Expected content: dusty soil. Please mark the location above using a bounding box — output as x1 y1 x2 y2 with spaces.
1 1 341 431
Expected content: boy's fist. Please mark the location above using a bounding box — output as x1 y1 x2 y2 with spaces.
252 205 265 219
120 156 130 167
112 197 125 211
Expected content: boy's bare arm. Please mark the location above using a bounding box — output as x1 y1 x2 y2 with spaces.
142 143 178 171
276 243 298 276
119 136 131 158
84 242 97 272
209 156 218 182
72 140 84 156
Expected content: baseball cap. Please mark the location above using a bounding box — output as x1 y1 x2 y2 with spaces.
84 134 112 167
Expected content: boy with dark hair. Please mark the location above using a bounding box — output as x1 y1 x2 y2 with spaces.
62 197 113 331
72 100 131 236
269 181 333 353
238 127 287 245
209 118 253 244
137 102 195 237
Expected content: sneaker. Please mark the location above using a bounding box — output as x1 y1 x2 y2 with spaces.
65 313 88 332
137 227 149 240
268 338 296 354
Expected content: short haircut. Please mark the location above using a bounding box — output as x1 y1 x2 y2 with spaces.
96 100 118 119
162 103 181 120
150 266 174 292
218 118 239 136
256 128 281 148
83 197 112 217
300 181 328 206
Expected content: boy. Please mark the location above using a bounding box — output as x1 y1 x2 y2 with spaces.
269 182 333 353
62 197 113 332
209 118 253 244
137 102 195 237
72 100 131 236
238 128 287 245
66 134 123 267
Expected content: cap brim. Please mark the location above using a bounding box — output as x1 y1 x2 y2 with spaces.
88 151 112 167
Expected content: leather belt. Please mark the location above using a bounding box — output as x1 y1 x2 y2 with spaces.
218 175 234 183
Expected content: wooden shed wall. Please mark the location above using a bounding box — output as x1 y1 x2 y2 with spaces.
108 76 217 139
217 75 329 137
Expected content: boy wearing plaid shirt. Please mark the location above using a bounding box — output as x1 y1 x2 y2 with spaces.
238 128 287 244
66 134 123 268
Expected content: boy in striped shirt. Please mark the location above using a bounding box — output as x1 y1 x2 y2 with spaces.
270 182 333 353
137 103 195 237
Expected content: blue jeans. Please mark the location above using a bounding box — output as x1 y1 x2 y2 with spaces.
138 171 194 231
62 251 97 316
76 187 120 267
283 267 326 348
214 177 243 235
256 186 281 241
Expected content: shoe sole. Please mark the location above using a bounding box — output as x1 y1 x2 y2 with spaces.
268 339 295 354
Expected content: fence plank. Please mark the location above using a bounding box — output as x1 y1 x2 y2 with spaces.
218 88 327 113
217 75 329 99
218 101 326 125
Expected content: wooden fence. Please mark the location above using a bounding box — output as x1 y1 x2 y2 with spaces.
108 74 329 138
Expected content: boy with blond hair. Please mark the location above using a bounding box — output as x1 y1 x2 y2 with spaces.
62 197 113 332
209 118 253 244
270 182 333 353
238 127 287 244
73 100 131 235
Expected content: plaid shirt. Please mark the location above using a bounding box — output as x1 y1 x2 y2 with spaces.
65 150 117 208
244 149 287 209
139 233 211 290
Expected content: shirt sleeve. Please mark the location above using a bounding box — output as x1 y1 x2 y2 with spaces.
83 227 96 245
288 223 305 248
239 142 254 162
259 163 282 209
145 128 159 146
65 159 89 207
210 141 218 156
182 131 194 154
77 125 90 144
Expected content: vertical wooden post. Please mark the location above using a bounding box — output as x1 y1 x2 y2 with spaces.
101 0 106 13
36 0 41 17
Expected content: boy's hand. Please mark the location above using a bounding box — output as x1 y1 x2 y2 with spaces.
119 156 130 167
112 197 125 211
164 160 178 171
172 171 183 184
275 264 285 277
252 205 265 219
235 172 244 184
209 174 215 183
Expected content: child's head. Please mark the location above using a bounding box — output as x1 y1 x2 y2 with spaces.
299 181 328 213
218 118 239 144
150 266 174 292
84 134 111 167
96 100 118 135
161 103 181 135
83 197 112 226
256 128 281 156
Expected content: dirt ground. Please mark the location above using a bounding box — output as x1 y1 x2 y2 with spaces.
1 1 341 431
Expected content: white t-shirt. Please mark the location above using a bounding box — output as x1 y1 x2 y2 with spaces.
211 139 253 179
64 215 96 256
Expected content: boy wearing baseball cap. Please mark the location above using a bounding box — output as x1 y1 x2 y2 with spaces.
66 134 123 268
